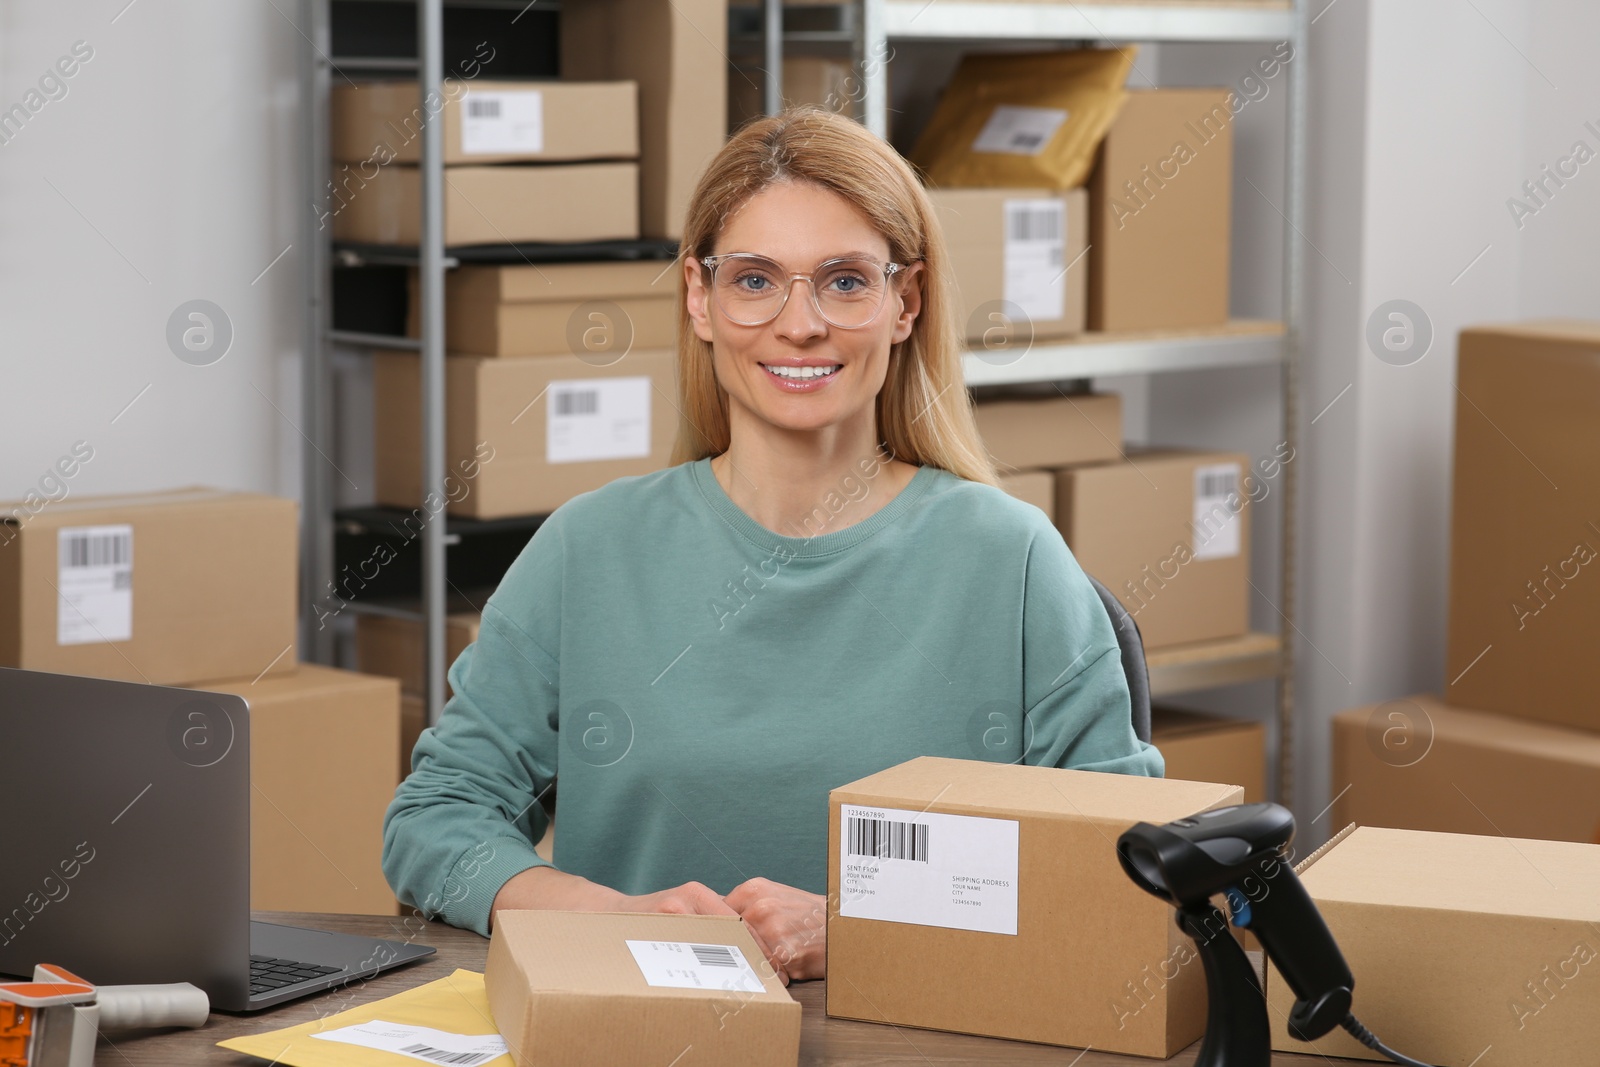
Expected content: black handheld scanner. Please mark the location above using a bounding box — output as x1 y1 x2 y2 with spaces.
1117 803 1355 1040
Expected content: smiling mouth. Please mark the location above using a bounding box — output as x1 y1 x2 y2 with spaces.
761 363 842 381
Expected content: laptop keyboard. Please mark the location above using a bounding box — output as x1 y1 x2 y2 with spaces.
250 954 343 996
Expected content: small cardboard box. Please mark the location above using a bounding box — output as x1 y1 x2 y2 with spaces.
200 663 400 915
331 162 639 246
910 49 1134 191
0 489 297 686
997 470 1054 516
331 79 638 165
1152 706 1267 803
406 261 678 358
1088 89 1233 332
1266 825 1600 1065
356 611 482 697
1447 321 1600 732
373 347 678 518
486 911 800 1067
930 187 1088 343
1332 694 1600 845
826 756 1242 1057
1054 450 1250 649
973 392 1121 471
561 0 727 239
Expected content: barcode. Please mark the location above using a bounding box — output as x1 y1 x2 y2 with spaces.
847 816 929 862
398 1043 496 1066
690 943 738 968
60 530 131 568
554 389 599 416
1008 204 1062 243
1007 132 1045 151
466 98 501 119
1196 469 1238 499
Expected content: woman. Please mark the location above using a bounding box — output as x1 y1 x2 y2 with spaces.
381 107 1163 984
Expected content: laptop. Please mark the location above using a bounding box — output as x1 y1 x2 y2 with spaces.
0 666 435 1012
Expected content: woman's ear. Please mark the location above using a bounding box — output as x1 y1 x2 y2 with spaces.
684 255 716 344
889 261 925 346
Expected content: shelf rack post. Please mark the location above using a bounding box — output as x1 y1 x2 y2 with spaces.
301 0 336 666
419 0 449 726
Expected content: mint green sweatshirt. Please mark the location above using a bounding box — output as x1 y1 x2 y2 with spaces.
382 458 1164 935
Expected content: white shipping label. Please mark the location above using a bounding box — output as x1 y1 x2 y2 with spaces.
311 1020 509 1066
1192 463 1243 560
839 805 1019 935
971 105 1069 156
1002 199 1066 323
57 524 133 646
626 940 765 993
460 89 545 155
546 376 652 464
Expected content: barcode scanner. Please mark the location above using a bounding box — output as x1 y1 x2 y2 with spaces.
1117 803 1439 1067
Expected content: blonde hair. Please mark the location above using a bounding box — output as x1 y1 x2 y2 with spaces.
670 107 999 487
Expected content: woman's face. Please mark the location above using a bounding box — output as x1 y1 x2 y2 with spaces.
685 181 923 440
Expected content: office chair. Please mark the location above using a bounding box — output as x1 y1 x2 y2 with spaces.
1084 573 1152 745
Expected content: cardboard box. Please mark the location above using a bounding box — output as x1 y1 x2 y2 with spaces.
930 187 1088 343
200 664 400 915
0 489 297 686
827 756 1241 1057
373 348 679 518
910 49 1133 191
561 0 727 239
1447 322 1600 732
997 470 1054 515
1332 694 1600 845
972 392 1121 471
1152 706 1267 803
356 612 481 697
729 56 852 130
331 162 639 246
406 261 678 358
331 79 638 165
486 911 799 1067
1088 89 1233 332
1266 825 1600 1065
1054 450 1251 649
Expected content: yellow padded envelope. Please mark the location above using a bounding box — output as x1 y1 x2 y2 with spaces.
219 969 512 1066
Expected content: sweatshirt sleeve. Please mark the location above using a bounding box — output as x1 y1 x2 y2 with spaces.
380 514 565 936
1018 522 1165 778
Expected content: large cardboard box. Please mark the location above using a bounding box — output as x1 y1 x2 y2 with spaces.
826 756 1241 1057
911 49 1133 191
0 489 296 686
1088 89 1233 332
561 0 727 239
1152 706 1267 803
406 261 678 358
331 162 639 246
1054 450 1250 648
1332 694 1600 845
972 392 1121 471
373 348 679 518
996 470 1054 516
1447 321 1600 732
729 56 852 131
486 911 799 1067
930 187 1088 344
1266 825 1600 1065
331 79 638 165
356 612 482 697
200 664 400 916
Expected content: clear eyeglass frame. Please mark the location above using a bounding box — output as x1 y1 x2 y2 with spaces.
698 252 909 329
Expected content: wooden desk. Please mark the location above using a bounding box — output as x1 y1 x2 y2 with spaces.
100 912 1342 1065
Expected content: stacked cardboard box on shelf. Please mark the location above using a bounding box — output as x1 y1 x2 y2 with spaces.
728 56 854 132
1151 706 1267 803
357 612 481 776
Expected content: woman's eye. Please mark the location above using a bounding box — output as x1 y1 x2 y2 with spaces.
828 274 867 292
735 273 771 291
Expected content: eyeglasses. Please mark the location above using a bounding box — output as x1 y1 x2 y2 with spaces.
698 252 907 329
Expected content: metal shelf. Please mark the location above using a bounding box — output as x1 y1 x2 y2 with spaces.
878 1 1294 42
963 320 1285 386
1147 632 1283 698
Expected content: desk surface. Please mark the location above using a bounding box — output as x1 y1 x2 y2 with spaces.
102 912 1346 1065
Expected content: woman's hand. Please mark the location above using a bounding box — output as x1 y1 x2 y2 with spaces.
724 877 827 983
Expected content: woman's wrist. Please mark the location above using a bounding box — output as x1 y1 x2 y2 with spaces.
490 864 628 922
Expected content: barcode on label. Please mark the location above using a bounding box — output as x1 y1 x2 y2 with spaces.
1008 203 1061 243
554 389 599 416
398 1044 496 1066
689 943 738 968
60 529 131 568
1197 468 1238 499
847 816 929 862
465 98 501 119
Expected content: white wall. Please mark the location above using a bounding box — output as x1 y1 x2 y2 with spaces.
0 2 304 504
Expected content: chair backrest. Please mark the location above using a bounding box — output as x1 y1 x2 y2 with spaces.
1084 573 1152 745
